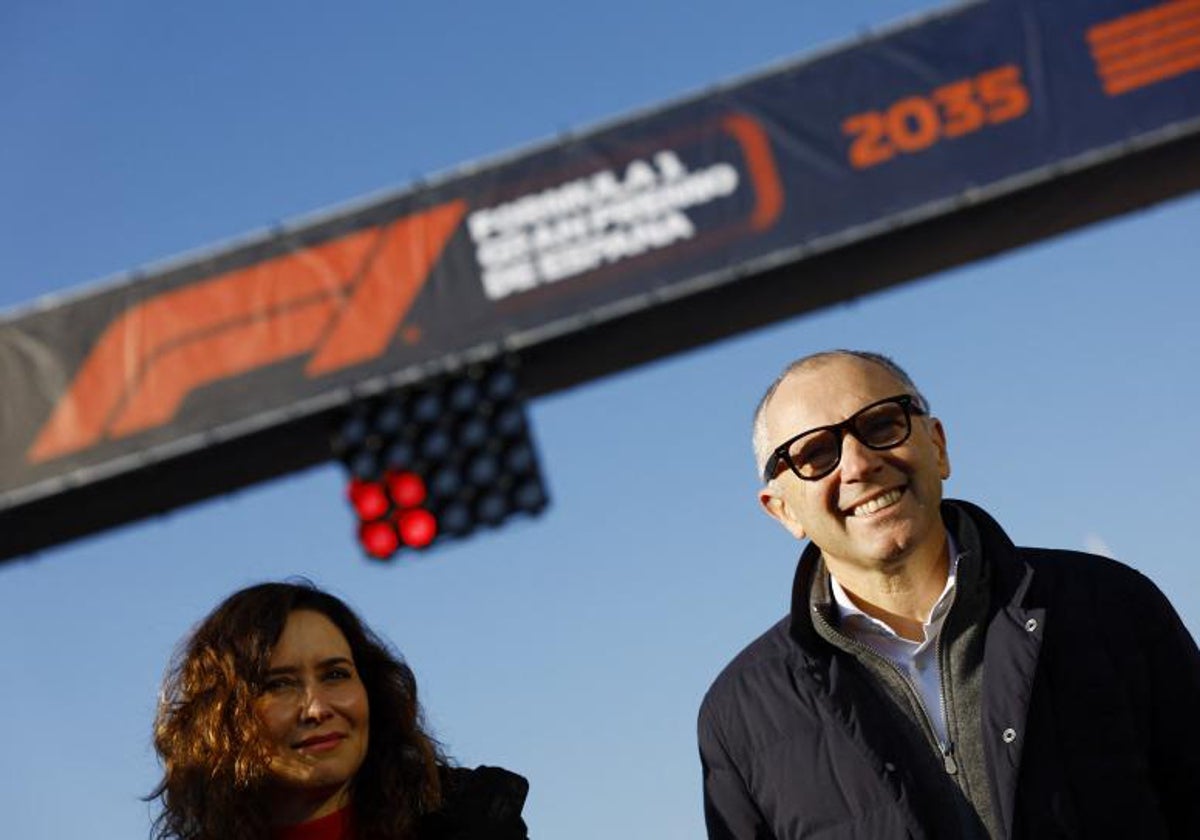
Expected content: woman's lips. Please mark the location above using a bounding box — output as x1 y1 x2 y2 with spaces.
293 733 346 752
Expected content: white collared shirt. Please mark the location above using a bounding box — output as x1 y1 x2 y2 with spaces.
829 533 959 746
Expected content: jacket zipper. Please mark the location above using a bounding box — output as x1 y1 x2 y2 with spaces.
811 607 957 775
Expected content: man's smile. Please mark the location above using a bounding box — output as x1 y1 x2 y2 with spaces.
846 486 905 518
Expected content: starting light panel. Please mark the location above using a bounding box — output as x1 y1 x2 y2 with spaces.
332 357 549 560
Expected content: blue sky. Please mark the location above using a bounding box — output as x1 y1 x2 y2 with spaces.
3 2 1198 837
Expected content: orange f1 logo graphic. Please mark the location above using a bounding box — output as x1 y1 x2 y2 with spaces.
28 200 467 464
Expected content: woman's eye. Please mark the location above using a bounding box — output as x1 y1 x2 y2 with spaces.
262 678 293 693
324 667 353 681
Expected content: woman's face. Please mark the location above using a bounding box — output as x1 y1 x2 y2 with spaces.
254 609 370 823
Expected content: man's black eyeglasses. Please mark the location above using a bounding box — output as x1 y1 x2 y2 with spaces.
762 394 926 483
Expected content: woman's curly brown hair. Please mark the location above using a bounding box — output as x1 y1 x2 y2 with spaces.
149 581 445 839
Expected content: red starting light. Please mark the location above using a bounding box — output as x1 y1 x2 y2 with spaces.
397 509 438 548
386 470 427 509
347 478 390 521
336 357 547 561
359 520 400 559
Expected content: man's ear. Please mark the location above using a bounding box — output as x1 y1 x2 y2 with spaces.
758 485 807 541
929 417 951 480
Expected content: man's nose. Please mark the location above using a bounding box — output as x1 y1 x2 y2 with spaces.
838 432 883 481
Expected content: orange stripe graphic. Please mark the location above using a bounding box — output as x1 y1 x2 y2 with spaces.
1087 0 1200 94
1087 0 1200 44
1103 48 1200 93
1095 24 1200 75
1088 14 1200 60
720 114 784 232
28 201 464 463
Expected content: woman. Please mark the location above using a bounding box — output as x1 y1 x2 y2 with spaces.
150 581 529 839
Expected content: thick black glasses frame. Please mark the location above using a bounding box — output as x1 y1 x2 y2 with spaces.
762 394 925 483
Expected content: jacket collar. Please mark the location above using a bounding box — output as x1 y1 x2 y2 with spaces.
788 499 1035 652
943 499 1035 611
788 536 828 655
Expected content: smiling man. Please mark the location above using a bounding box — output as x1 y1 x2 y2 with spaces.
698 350 1200 839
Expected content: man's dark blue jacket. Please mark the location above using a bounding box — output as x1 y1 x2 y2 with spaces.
698 500 1200 838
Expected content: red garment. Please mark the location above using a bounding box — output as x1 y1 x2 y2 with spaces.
271 806 354 840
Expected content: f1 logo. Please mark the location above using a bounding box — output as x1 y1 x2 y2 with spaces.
28 200 466 464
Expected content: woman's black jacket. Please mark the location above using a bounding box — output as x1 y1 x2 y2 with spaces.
419 765 529 840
